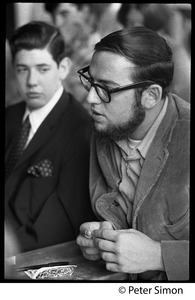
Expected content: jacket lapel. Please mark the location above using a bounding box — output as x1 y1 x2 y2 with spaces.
132 139 169 227
132 95 178 227
97 141 120 190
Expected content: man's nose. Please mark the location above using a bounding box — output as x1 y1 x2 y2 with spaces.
27 70 38 86
86 87 102 105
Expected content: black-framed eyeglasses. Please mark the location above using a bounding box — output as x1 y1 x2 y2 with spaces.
77 65 155 103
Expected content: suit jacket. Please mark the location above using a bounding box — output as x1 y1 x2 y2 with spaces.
89 94 190 281
5 90 96 252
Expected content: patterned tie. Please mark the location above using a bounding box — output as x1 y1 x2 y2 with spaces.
5 115 31 180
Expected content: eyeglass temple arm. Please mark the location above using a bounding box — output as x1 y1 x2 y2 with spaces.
110 81 156 94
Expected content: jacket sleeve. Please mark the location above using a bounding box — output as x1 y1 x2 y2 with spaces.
161 240 189 280
161 206 189 281
57 132 98 236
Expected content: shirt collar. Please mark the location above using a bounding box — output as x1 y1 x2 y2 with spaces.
23 85 63 134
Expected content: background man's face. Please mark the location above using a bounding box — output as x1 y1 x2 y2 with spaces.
53 3 89 43
14 49 62 110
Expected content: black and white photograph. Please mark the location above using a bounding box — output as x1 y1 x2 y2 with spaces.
4 2 192 299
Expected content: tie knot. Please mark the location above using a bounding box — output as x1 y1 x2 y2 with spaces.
23 115 31 128
126 148 141 161
18 115 31 144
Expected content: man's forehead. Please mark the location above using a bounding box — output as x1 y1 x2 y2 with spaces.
14 48 54 64
90 51 136 78
92 51 135 66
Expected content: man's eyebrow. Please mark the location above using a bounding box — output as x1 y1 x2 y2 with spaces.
36 64 51 67
15 63 27 67
15 63 51 67
98 78 120 86
88 69 119 86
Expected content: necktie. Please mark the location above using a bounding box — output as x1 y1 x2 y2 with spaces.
5 115 31 180
119 149 141 203
125 149 142 189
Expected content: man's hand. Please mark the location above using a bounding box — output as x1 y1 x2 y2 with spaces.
76 221 113 261
93 228 164 274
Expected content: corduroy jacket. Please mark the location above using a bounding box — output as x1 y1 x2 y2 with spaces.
89 94 190 281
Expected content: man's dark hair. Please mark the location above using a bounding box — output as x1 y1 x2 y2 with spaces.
9 21 67 65
94 26 174 99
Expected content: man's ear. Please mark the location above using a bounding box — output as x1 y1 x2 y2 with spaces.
141 85 162 109
59 57 72 80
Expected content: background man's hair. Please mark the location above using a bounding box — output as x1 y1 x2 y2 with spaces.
10 21 67 65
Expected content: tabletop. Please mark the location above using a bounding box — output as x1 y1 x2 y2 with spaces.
5 240 128 281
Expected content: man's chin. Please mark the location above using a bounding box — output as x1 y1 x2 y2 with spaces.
92 123 112 144
92 123 129 144
92 102 146 143
92 117 145 143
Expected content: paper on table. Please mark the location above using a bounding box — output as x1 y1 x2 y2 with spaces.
25 265 77 279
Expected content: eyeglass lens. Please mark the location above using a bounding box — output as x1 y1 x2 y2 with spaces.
80 76 109 102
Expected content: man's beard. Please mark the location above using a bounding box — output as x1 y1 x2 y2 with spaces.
92 98 145 144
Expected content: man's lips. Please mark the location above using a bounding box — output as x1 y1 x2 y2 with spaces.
26 92 41 98
91 109 103 116
91 109 105 122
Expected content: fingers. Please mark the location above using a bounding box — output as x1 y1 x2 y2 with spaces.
101 251 117 263
93 228 118 242
100 221 113 230
105 262 120 273
93 238 115 253
79 221 113 238
79 222 101 238
77 222 119 266
80 245 101 261
77 235 101 262
83 246 100 256
82 252 101 261
76 233 95 248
